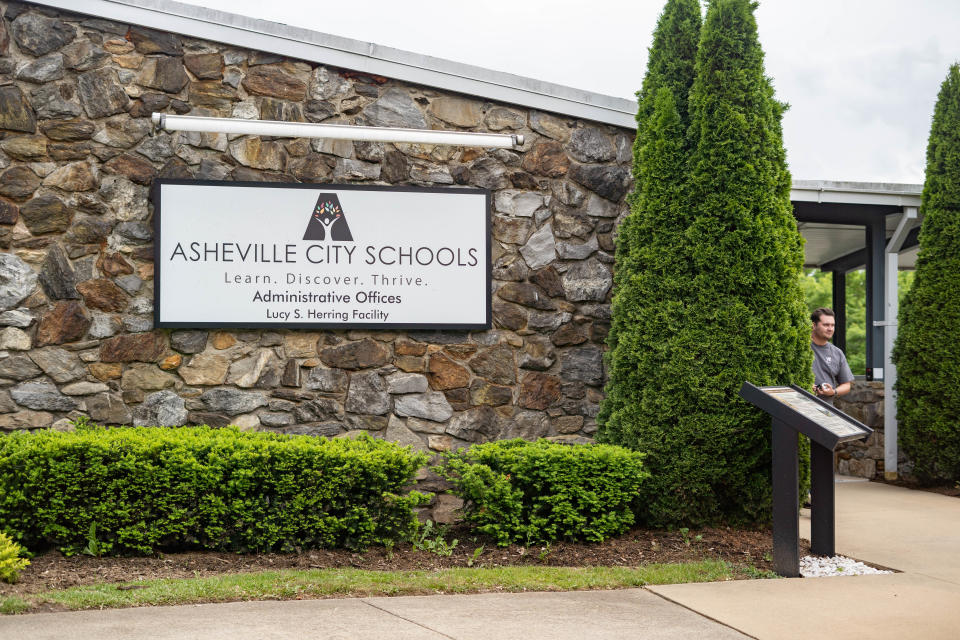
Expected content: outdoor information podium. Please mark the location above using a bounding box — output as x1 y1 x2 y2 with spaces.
740 382 872 577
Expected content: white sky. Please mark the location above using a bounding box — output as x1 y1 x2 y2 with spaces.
188 0 960 185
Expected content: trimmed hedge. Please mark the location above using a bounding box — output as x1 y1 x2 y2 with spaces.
0 425 428 555
437 439 648 546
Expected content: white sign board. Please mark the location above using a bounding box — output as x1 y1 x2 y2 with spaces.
762 387 867 439
154 181 490 329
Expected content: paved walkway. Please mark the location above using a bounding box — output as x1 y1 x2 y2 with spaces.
0 590 749 640
650 478 960 639
3 479 958 639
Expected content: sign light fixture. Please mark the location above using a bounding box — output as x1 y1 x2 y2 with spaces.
151 113 524 149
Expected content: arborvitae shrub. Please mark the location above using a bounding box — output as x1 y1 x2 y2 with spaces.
601 0 811 526
0 425 429 554
893 64 960 483
600 0 701 469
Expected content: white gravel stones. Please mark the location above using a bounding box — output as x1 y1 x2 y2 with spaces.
800 555 893 578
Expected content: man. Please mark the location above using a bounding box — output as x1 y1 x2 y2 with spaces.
810 307 854 403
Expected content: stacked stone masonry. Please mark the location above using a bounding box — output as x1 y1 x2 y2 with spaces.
0 2 634 461
833 380 914 480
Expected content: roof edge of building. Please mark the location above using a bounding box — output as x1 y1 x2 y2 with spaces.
792 179 923 195
35 0 638 129
791 179 923 207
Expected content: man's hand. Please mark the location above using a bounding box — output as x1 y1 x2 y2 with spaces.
816 382 835 397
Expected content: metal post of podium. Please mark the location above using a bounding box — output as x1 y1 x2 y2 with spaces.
771 419 799 577
810 442 836 556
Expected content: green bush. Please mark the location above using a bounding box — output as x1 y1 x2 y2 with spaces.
599 0 812 526
0 425 429 555
0 531 29 584
437 439 649 546
893 64 960 483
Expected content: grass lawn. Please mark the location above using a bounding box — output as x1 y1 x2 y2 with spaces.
0 560 750 614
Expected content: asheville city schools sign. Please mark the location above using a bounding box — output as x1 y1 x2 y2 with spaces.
153 180 491 329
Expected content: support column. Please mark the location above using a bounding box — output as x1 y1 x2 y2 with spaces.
883 250 898 477
831 270 847 353
865 221 886 380
883 207 918 480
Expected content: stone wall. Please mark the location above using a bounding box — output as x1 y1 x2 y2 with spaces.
0 2 633 460
834 380 897 479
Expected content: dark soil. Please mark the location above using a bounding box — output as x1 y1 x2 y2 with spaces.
1 527 804 597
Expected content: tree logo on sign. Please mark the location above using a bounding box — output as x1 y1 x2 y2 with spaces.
303 193 353 241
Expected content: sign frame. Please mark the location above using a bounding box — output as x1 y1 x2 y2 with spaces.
151 179 492 331
739 382 872 450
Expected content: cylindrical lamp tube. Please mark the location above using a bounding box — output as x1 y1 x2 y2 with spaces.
152 113 523 149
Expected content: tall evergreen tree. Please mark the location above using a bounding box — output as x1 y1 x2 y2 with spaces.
599 0 701 447
634 0 703 159
677 0 811 523
614 0 701 268
603 0 811 526
893 64 960 483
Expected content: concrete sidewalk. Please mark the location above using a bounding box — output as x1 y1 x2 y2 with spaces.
0 588 748 640
2 479 958 639
649 478 960 639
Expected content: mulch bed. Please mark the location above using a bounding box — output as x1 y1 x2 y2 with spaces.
1 526 804 597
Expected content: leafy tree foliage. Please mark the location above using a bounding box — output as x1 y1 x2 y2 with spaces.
893 64 960 483
600 0 811 526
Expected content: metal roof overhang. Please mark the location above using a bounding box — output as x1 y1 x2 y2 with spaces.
790 181 923 271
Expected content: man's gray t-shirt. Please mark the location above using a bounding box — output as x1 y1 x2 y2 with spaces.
811 341 854 403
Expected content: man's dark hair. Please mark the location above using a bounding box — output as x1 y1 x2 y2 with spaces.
811 307 835 324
